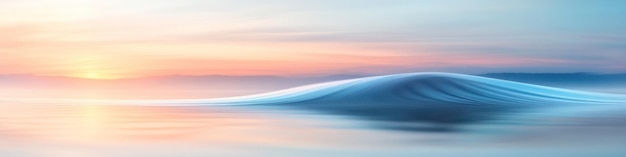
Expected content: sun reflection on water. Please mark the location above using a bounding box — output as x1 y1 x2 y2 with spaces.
0 104 381 147
76 105 110 140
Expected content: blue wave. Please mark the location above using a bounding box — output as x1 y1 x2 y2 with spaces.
199 72 626 105
192 72 626 124
6 72 623 125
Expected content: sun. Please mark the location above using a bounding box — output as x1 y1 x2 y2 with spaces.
82 71 102 79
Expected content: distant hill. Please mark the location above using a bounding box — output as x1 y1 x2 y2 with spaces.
479 73 626 87
0 74 368 90
0 74 369 99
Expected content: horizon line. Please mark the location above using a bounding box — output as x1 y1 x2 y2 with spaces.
1 71 624 81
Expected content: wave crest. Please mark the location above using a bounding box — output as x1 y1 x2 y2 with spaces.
203 72 626 105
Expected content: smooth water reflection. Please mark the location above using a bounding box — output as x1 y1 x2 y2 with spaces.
1 103 626 157
0 104 423 156
0 104 355 143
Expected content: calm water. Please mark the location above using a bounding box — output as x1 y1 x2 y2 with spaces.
3 74 626 157
1 102 626 157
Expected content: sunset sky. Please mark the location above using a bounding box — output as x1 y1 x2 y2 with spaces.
1 0 625 79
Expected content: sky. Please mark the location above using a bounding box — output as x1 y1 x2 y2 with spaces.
1 0 625 79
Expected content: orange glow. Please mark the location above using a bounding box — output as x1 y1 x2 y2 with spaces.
0 15 560 78
0 11 565 78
